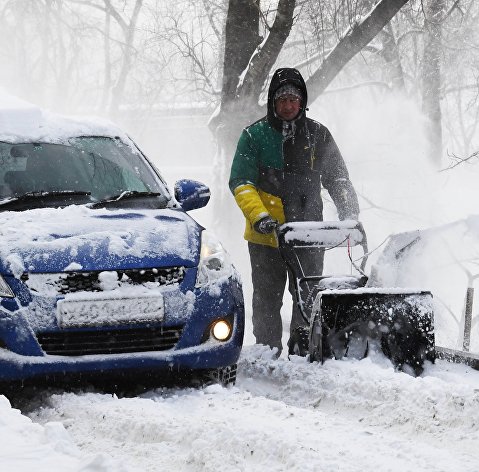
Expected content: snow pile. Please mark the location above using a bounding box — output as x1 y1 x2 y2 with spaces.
0 395 124 472
15 345 479 472
239 345 479 436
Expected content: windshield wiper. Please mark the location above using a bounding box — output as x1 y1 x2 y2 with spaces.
89 191 164 208
0 190 92 207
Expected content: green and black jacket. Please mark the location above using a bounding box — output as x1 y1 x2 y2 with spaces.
229 68 359 247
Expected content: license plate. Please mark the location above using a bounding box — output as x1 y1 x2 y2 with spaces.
56 292 165 328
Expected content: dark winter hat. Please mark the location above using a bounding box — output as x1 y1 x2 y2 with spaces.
267 68 308 130
274 84 303 101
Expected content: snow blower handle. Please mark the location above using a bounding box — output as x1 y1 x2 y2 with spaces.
276 220 368 270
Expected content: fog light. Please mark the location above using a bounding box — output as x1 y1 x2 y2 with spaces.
212 320 232 341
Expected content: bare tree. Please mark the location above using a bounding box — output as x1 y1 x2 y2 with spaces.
0 1 96 109
440 0 479 158
147 0 223 106
421 0 447 166
389 0 479 166
79 0 145 117
378 23 406 92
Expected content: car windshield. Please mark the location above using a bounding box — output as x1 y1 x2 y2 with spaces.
0 137 170 209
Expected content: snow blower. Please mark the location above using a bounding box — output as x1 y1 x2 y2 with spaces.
276 221 435 375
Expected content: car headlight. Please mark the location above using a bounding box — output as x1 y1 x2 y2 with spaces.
196 231 233 287
0 275 14 298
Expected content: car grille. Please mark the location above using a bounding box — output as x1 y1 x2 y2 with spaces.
22 267 185 294
37 325 184 356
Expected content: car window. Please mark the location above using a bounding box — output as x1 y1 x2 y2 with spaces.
0 137 169 204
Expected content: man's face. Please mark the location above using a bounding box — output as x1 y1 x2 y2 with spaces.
275 95 301 121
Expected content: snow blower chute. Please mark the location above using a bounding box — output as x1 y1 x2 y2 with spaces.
276 221 435 375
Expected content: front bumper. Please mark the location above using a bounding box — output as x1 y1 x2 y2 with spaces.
0 276 245 384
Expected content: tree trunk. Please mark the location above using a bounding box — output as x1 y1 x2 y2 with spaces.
221 0 260 107
215 0 261 162
378 23 405 92
422 0 446 166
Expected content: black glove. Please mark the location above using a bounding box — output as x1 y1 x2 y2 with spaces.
253 216 278 234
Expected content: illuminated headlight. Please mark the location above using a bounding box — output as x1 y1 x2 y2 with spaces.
196 231 233 286
212 319 232 341
0 275 14 298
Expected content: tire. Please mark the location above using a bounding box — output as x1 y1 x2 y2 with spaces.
209 364 237 386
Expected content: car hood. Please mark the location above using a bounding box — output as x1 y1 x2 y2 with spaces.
0 206 202 275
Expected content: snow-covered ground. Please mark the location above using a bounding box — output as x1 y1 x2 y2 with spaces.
2 345 479 472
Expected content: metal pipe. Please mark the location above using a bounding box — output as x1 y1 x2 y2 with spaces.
463 287 474 352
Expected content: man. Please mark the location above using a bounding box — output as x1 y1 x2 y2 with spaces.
229 67 359 356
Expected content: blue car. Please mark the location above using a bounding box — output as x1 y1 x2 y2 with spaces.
0 111 244 392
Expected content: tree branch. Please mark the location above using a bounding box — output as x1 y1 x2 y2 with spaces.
440 150 479 172
305 0 410 103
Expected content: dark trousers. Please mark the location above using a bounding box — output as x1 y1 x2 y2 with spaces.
248 242 324 353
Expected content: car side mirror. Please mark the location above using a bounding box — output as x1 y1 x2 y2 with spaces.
174 179 210 211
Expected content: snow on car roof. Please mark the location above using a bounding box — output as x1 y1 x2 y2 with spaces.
0 90 129 144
